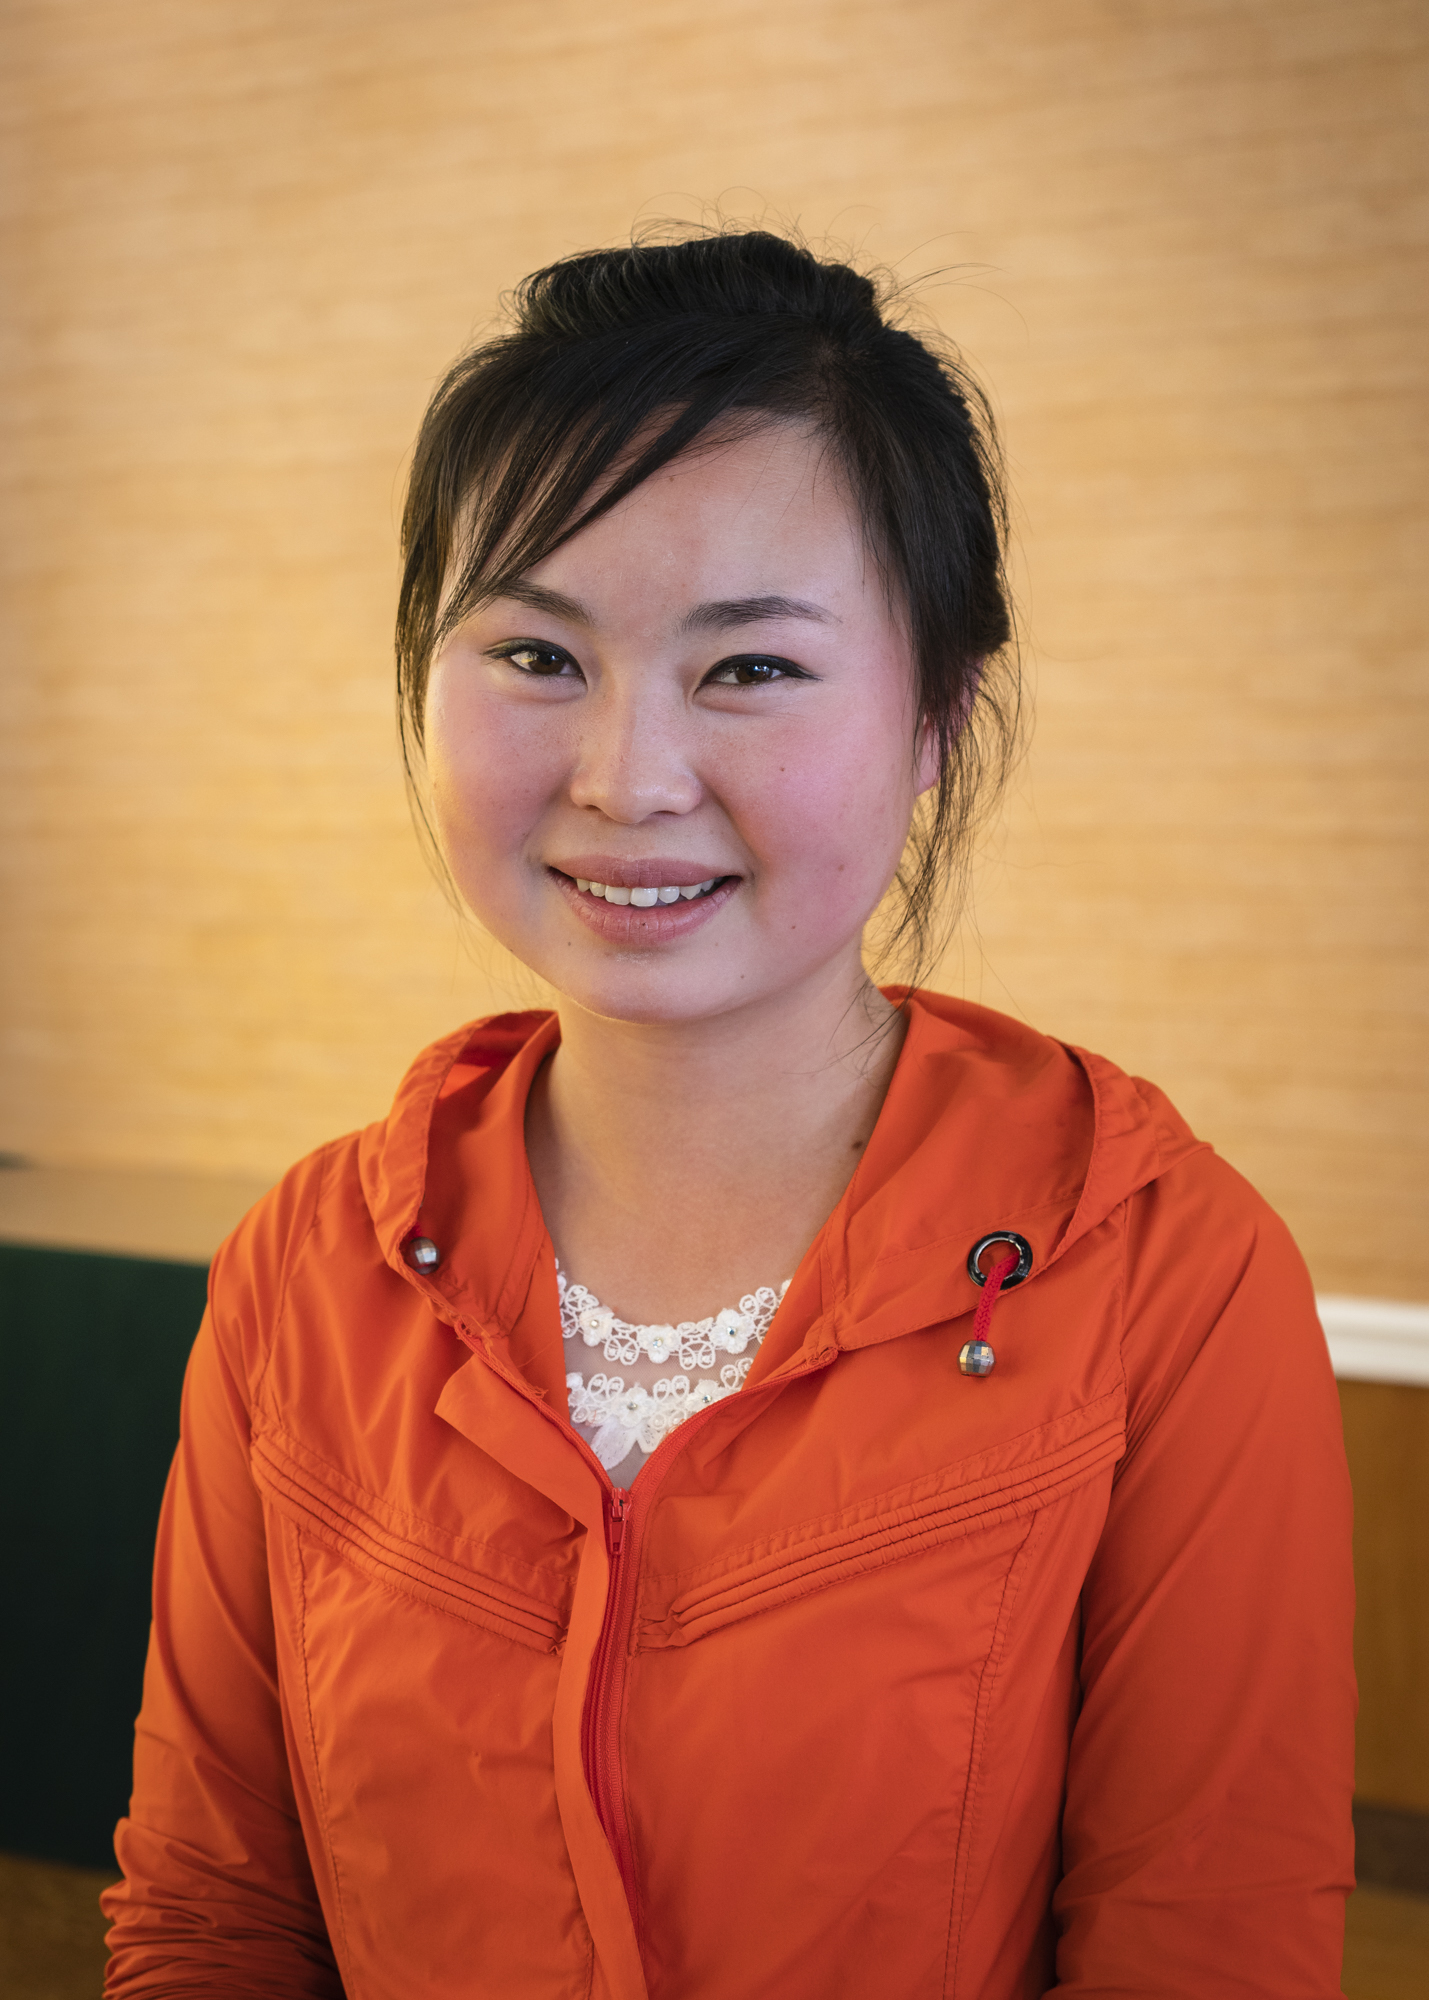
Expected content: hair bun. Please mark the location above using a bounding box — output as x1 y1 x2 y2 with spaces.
518 230 884 343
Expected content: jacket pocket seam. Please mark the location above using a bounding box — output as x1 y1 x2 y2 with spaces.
943 1507 1047 1999
252 1414 573 1599
291 1520 355 1978
640 1432 1120 1648
645 1389 1124 1593
257 1435 567 1652
644 1415 1122 1647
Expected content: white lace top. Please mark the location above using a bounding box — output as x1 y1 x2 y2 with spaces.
559 1267 790 1482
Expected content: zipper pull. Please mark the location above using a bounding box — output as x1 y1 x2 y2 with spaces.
607 1488 630 1559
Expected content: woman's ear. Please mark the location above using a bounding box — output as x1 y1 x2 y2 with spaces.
915 659 983 795
914 716 943 799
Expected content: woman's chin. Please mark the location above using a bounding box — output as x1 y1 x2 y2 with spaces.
544 965 760 1030
522 941 876 1037
464 885 874 1032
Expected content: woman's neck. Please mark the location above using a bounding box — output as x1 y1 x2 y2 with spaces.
524 963 908 1324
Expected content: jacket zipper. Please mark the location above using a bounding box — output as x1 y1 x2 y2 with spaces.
577 1347 838 1933
450 1308 839 1938
584 1485 637 1909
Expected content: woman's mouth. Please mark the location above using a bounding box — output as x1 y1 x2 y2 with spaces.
547 866 739 941
572 876 722 906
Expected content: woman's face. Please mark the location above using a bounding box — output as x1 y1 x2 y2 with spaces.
424 421 938 1028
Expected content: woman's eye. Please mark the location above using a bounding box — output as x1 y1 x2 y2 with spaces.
706 656 806 688
494 641 577 677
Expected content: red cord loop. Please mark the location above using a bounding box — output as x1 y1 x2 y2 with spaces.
971 1251 1019 1347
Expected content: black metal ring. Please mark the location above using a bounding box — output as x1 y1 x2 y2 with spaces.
967 1231 1034 1289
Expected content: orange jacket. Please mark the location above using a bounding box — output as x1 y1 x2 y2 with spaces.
103 993 1355 1998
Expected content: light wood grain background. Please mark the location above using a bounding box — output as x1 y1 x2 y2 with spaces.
2 0 1425 1312
2 0 1427 1816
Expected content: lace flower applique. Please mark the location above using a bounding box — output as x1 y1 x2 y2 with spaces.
567 1366 753 1470
559 1267 791 1472
557 1269 787 1371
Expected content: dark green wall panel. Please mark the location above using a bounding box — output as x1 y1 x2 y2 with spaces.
0 1244 206 1869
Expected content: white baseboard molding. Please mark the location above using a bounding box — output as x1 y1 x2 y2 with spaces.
1318 1295 1429 1387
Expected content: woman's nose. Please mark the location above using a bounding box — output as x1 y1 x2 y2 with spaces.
566 686 702 823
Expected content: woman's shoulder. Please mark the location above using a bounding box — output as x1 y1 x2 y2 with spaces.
203 1010 557 1357
200 1130 364 1389
905 983 1316 1321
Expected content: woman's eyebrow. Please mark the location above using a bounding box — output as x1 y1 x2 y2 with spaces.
681 595 837 633
490 583 836 633
494 580 593 624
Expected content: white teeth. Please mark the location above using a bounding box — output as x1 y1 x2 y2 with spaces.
574 875 723 902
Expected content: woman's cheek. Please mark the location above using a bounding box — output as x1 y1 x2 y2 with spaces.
748 716 913 900
431 697 562 887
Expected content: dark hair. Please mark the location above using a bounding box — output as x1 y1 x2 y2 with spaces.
397 226 1018 977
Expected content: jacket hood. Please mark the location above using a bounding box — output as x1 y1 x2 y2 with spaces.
357 991 1206 1372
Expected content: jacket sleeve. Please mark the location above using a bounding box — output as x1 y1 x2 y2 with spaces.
101 1205 343 1995
1052 1155 1356 1997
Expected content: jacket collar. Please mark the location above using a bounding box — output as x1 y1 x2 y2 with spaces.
803 992 1201 1359
358 992 1205 1377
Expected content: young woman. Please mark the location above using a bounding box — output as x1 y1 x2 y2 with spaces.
102 230 1355 1999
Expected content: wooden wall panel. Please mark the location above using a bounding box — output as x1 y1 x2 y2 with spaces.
1339 1381 1429 1811
1 0 1425 1300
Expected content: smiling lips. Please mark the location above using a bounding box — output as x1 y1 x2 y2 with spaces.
549 862 737 939
574 876 721 906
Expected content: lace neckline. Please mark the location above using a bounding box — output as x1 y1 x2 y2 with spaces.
558 1268 790 1473
557 1268 788 1370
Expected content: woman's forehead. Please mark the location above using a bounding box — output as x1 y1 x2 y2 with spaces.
440 415 903 651
451 415 851 579
535 428 860 569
